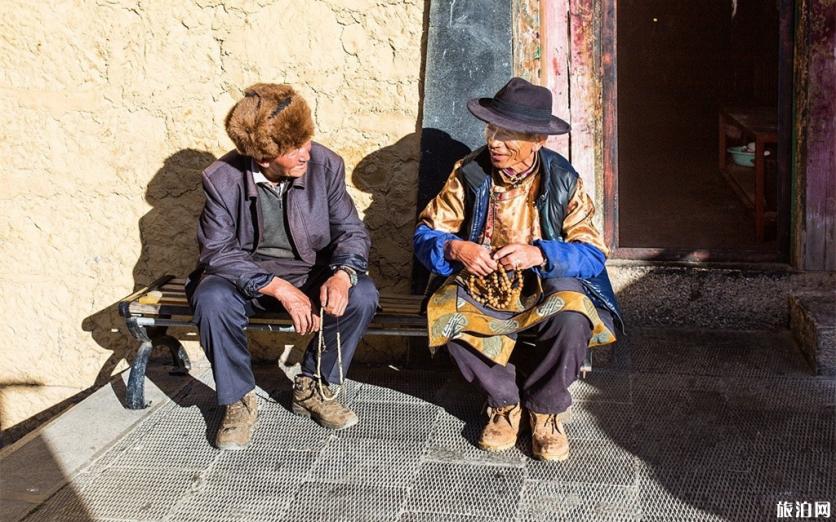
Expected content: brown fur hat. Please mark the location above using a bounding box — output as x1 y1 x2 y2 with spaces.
225 83 314 162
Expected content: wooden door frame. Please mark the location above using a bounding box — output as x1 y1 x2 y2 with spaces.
602 0 794 264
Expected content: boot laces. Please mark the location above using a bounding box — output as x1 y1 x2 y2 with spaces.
224 396 254 423
489 405 517 426
540 413 565 435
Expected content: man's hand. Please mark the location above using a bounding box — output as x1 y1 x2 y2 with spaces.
446 240 498 277
320 271 351 317
259 277 320 334
492 243 545 271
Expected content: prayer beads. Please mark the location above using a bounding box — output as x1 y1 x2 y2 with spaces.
466 268 524 310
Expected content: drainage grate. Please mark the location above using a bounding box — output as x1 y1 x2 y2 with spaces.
284 482 407 522
516 479 640 521
308 438 424 488
405 462 526 519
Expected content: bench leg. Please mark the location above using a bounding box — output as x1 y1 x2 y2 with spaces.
124 321 193 409
152 333 191 376
126 318 153 409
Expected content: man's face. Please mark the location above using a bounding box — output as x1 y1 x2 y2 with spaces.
484 124 544 172
259 140 312 179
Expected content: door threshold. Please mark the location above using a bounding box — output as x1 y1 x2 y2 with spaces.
611 247 789 271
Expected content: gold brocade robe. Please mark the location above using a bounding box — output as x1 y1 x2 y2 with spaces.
419 160 616 365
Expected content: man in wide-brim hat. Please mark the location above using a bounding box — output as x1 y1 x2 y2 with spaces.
414 77 623 461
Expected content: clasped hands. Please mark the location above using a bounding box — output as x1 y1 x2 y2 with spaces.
259 271 352 334
445 240 545 277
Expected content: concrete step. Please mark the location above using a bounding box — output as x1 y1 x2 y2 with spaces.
608 261 836 330
790 291 836 376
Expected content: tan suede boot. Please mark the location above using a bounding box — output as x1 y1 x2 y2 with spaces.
529 409 571 461
292 374 358 430
478 404 522 452
215 390 258 450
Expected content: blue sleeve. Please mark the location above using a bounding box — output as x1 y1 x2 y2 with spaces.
533 239 606 279
413 223 461 276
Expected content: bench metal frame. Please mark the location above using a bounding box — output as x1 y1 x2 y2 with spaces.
118 274 592 410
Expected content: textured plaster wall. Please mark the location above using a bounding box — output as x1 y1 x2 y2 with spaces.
0 0 424 439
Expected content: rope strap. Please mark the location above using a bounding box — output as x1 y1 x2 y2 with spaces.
314 307 343 402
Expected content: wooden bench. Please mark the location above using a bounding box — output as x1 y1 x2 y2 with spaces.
118 274 592 409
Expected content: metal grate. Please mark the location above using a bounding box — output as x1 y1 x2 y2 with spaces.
568 369 632 404
284 482 407 522
15 323 836 522
405 462 526 519
25 467 195 521
166 449 314 522
638 466 780 521
398 512 506 522
591 341 632 372
350 367 452 405
423 402 527 467
561 401 634 442
515 479 641 521
308 438 425 488
340 401 440 442
627 328 810 378
525 439 638 486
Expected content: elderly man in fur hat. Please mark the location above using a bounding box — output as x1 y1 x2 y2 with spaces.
188 83 378 450
414 78 623 461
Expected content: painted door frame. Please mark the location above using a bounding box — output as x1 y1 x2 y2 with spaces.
597 0 794 263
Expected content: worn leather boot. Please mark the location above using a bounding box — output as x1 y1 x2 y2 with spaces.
529 409 571 461
478 403 522 452
292 374 358 430
215 390 258 450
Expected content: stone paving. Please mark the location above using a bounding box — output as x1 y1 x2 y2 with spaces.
8 328 836 521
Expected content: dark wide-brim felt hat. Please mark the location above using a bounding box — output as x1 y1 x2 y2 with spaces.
467 77 570 135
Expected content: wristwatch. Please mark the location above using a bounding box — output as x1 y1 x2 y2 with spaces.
334 265 358 287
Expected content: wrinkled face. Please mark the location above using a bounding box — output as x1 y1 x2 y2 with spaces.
484 124 545 172
259 140 312 179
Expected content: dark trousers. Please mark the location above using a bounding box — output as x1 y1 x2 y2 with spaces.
189 268 379 405
446 278 606 414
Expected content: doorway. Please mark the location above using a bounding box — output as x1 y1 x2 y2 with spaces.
610 0 790 262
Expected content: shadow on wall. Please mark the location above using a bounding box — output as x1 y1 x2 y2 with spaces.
351 132 422 294
78 150 214 413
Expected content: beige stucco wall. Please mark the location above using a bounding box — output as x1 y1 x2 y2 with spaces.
0 0 424 438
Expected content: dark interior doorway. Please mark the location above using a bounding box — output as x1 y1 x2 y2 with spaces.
616 0 784 260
